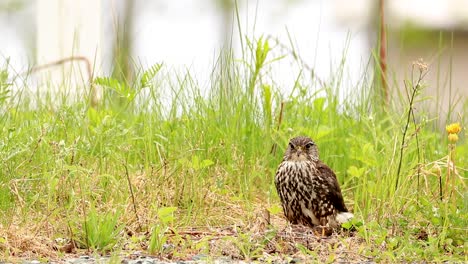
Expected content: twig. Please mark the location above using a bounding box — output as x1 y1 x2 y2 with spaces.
410 114 421 199
395 65 427 190
123 160 142 231
439 167 443 201
67 222 78 251
25 56 100 107
170 229 235 237
166 228 237 242
70 137 80 166
9 179 25 207
28 56 93 82
78 174 89 249
270 101 286 155
33 210 54 237
378 0 388 105
27 126 46 164
276 101 286 131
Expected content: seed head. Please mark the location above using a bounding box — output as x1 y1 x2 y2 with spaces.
413 58 428 73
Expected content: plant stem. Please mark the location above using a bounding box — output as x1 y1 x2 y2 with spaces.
270 101 286 155
395 70 425 190
124 160 142 231
379 0 388 105
411 109 421 199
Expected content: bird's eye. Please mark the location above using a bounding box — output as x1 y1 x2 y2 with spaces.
288 142 295 149
305 142 314 149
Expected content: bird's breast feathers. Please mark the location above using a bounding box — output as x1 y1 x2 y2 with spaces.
278 160 317 173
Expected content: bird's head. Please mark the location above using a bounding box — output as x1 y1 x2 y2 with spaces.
283 136 319 162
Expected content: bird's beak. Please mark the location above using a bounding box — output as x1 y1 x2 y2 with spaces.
297 146 304 155
295 147 306 160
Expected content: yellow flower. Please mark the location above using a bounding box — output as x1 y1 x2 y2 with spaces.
448 133 459 143
446 123 461 134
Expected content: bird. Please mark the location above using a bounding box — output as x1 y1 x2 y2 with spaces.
274 136 353 229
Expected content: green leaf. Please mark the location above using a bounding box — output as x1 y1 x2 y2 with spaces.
341 218 363 230
341 221 353 230
262 84 272 126
347 165 366 178
191 155 200 170
180 156 214 170
255 37 270 69
315 125 333 141
94 76 135 100
267 204 282 215
157 206 177 224
313 97 326 111
140 63 163 88
352 143 377 166
199 159 214 169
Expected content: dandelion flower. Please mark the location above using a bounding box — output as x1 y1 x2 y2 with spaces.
448 133 459 143
446 123 461 134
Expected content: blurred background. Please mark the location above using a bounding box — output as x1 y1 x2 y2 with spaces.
0 0 467 116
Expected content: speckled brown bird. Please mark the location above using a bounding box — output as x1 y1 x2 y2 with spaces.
275 136 353 229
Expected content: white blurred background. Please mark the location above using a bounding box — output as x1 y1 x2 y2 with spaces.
0 0 467 115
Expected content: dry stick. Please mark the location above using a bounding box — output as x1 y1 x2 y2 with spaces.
29 56 92 81
438 166 443 201
395 69 426 191
67 222 78 251
27 126 46 164
270 101 286 155
78 175 89 250
410 108 421 199
70 137 80 166
123 160 142 231
169 229 235 237
27 56 100 107
276 102 285 131
9 180 25 207
33 210 55 237
378 0 389 105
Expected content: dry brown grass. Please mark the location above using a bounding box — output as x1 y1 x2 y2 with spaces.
0 202 372 263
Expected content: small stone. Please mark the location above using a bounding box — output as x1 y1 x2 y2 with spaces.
192 254 208 260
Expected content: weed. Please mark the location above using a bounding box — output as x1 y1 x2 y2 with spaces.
79 206 124 251
228 230 264 261
148 207 177 255
0 33 466 262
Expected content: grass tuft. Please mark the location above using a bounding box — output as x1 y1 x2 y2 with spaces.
0 36 466 262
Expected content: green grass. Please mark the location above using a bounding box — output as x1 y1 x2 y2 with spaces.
0 37 466 262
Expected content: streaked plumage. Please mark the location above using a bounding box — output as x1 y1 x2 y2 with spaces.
274 136 353 228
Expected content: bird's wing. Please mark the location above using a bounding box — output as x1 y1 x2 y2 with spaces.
274 164 289 212
315 162 349 213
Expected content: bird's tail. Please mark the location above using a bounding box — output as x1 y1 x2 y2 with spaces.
336 212 354 224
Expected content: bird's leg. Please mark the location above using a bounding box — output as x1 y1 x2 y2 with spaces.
312 225 333 237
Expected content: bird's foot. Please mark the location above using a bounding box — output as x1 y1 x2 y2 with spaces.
312 226 333 237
